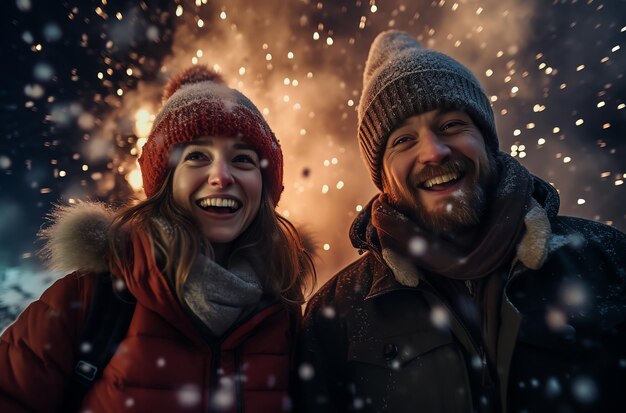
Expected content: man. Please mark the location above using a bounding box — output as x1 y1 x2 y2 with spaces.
298 30 626 412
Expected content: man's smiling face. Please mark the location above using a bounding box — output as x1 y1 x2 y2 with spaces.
382 109 495 232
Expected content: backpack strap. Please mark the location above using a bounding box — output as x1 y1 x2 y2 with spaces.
61 271 136 412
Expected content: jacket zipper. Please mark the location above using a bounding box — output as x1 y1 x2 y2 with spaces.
208 343 221 413
426 285 491 388
206 299 279 412
234 349 244 413
465 280 474 296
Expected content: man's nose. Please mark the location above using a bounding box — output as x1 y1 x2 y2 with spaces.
208 159 235 188
417 131 451 165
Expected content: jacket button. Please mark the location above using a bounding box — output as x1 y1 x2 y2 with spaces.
383 343 398 361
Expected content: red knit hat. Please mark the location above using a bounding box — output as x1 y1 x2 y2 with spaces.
138 65 284 205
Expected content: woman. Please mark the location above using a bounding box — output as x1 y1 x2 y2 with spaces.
0 66 315 412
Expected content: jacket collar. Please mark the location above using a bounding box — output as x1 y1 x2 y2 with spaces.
360 175 563 299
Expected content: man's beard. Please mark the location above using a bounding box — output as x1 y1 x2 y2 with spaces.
390 153 497 233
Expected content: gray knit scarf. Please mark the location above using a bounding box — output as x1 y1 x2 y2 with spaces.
182 253 263 336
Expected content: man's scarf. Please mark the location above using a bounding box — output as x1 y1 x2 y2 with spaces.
372 153 533 280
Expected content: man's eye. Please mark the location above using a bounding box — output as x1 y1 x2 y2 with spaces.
392 136 413 146
184 151 208 161
441 120 467 131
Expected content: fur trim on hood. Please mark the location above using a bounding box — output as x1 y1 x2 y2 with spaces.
38 201 115 273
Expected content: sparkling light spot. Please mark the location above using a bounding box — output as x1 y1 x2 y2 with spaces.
220 11 227 20
176 5 183 16
178 384 202 407
326 37 334 46
321 184 329 194
572 376 598 404
409 237 427 256
575 119 584 126
323 243 330 251
197 19 204 28
577 199 585 205
299 363 315 380
336 181 344 189
430 306 449 329
127 169 143 191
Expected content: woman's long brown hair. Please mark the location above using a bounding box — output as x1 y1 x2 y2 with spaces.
108 170 316 305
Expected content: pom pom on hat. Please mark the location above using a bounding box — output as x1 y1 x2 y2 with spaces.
139 65 284 205
162 66 225 102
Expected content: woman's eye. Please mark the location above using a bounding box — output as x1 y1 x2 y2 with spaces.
184 151 208 161
233 154 257 166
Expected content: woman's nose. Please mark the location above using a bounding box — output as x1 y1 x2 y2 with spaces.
417 131 451 165
208 159 235 188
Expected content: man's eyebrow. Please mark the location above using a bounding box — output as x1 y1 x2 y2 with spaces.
435 108 465 117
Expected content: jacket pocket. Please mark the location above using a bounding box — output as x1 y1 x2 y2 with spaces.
347 329 454 368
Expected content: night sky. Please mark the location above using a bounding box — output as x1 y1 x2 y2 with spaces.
1 0 625 321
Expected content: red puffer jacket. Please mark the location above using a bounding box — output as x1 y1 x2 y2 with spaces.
0 230 297 412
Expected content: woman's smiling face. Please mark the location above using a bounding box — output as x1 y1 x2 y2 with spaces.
172 136 262 244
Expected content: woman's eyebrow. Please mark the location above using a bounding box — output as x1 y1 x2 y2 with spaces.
234 142 256 151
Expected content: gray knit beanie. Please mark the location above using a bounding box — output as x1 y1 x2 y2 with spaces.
357 30 498 190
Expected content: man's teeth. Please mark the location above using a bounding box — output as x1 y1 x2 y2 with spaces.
422 173 460 189
198 198 239 208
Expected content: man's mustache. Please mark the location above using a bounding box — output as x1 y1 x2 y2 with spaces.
409 158 472 189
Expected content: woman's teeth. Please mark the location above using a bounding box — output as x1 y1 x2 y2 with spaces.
198 198 240 209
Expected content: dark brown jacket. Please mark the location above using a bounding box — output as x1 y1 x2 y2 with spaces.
298 178 626 412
